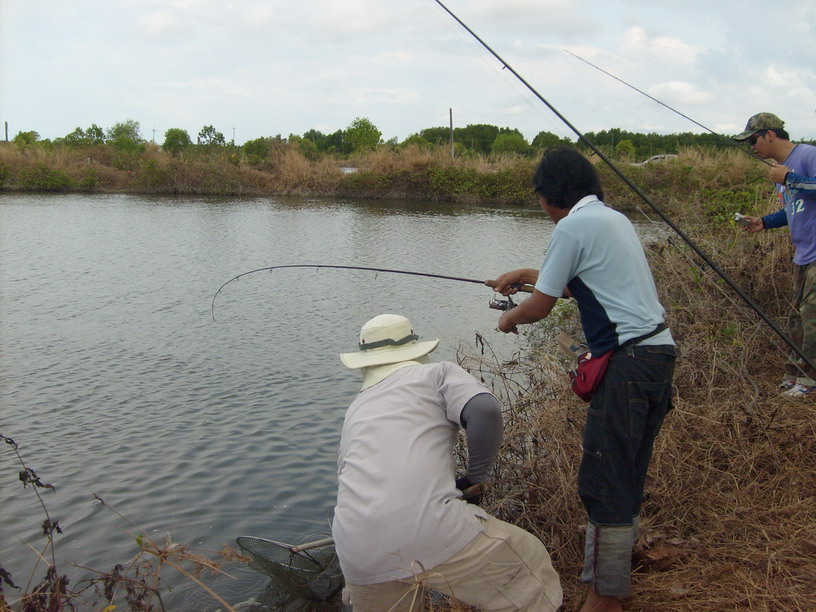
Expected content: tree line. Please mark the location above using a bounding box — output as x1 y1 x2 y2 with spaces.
10 117 811 163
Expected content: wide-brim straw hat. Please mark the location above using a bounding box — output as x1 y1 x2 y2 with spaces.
340 314 439 369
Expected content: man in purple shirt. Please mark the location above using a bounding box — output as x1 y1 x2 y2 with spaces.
736 112 816 396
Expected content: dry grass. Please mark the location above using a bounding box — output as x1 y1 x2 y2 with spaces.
360 144 451 173
0 141 539 201
468 347 816 612
454 209 816 611
269 149 345 196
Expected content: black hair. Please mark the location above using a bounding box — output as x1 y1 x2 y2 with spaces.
532 146 604 208
768 128 790 140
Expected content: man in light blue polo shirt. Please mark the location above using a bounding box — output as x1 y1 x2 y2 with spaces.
494 146 677 612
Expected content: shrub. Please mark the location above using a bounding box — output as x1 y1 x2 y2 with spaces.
700 186 760 224
77 167 103 191
133 159 174 192
113 149 143 171
13 131 40 145
19 163 72 191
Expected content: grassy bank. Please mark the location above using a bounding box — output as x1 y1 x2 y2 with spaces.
0 140 538 204
4 142 810 611
0 140 772 212
455 185 815 611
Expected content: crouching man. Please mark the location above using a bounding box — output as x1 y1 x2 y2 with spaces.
332 314 562 611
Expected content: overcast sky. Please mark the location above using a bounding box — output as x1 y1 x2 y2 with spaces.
2 0 815 146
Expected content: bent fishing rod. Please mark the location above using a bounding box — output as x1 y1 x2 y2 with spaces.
211 264 533 321
562 50 771 165
433 0 816 374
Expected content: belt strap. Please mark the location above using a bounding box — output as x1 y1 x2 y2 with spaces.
619 323 666 349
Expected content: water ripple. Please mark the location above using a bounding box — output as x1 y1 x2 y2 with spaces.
0 193 571 608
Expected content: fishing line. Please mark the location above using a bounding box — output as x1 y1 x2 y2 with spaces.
562 49 772 165
432 0 816 375
211 264 533 321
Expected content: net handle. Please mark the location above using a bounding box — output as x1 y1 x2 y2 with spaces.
290 536 335 553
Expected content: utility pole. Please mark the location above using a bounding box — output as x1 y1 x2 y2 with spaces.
232 127 236 145
152 127 156 143
449 108 454 160
4 121 8 142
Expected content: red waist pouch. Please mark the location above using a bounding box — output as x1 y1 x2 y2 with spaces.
569 350 613 402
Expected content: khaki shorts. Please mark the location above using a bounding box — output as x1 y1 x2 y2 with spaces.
344 513 562 612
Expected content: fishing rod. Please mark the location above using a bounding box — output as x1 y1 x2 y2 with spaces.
562 50 772 165
211 264 533 321
432 0 816 375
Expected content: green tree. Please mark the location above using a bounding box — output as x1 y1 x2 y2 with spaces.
324 129 351 155
198 125 226 146
401 133 434 150
454 124 500 155
491 131 530 155
532 130 572 150
289 134 320 161
242 135 286 164
63 124 107 148
162 128 192 156
107 119 143 143
243 137 268 161
63 127 90 147
345 117 381 152
13 130 40 145
302 129 328 151
417 127 451 146
86 124 105 144
615 139 636 160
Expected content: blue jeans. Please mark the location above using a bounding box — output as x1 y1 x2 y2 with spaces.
578 344 677 597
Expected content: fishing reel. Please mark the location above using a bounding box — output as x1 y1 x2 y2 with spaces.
488 295 517 311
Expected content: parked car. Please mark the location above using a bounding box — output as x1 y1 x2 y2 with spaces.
631 154 678 166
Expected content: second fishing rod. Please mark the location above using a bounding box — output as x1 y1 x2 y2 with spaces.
432 0 816 376
562 49 772 166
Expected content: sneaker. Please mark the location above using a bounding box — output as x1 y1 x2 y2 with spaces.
779 378 797 391
783 383 816 397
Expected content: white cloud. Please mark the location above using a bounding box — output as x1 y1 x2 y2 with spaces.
763 65 814 90
620 26 700 65
138 10 187 38
649 81 712 107
353 88 421 105
312 0 398 39
1 0 814 142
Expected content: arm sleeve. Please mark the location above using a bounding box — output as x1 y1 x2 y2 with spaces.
786 172 816 193
535 230 577 298
459 393 503 483
762 209 788 229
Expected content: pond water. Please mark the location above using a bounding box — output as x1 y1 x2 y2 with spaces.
0 193 663 609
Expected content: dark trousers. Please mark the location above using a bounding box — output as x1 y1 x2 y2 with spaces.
577 344 676 596
578 344 677 525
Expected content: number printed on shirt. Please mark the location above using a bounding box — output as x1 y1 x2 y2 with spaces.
791 198 806 215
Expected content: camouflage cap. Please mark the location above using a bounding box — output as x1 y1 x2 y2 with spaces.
734 112 785 141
